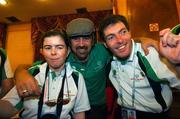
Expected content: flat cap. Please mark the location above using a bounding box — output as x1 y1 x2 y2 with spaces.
66 18 95 37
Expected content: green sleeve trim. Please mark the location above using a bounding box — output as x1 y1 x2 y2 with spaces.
28 64 41 76
15 101 23 110
0 48 7 84
28 61 42 75
171 24 180 35
0 48 7 59
1 68 7 80
32 60 43 66
28 66 39 75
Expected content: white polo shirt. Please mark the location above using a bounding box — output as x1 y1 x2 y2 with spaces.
109 40 180 113
2 62 90 119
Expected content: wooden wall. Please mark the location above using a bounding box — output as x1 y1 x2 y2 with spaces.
127 0 179 40
6 23 34 72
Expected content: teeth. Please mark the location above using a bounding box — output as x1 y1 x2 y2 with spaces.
118 45 125 50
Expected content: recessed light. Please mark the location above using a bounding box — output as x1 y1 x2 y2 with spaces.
0 0 7 5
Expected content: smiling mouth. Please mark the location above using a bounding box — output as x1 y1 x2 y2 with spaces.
78 49 87 53
117 44 126 50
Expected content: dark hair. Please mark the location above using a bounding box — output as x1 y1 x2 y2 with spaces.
41 29 69 48
98 15 129 41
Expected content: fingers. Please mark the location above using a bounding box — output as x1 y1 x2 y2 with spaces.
174 35 180 45
166 34 177 47
160 31 171 47
142 38 159 55
27 79 41 96
16 81 30 98
159 28 180 47
159 28 171 47
16 77 41 98
159 41 166 56
138 37 158 55
22 89 29 97
159 28 170 36
160 41 180 64
142 45 149 55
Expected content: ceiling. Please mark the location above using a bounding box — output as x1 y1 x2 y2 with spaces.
0 0 113 24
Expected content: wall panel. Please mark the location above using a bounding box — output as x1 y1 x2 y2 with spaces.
127 0 179 40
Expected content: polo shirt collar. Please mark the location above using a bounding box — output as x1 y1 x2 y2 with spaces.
40 62 73 78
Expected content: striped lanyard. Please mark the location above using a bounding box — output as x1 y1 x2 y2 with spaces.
38 65 66 119
115 59 137 108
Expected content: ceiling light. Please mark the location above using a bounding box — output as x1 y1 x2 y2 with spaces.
0 0 7 5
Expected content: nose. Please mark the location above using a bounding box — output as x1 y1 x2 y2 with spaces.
51 47 57 55
79 38 85 46
116 34 123 43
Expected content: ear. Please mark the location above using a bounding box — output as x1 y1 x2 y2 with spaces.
103 42 108 48
66 48 70 57
40 48 43 55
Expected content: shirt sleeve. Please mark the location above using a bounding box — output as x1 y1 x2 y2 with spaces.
146 47 180 89
2 86 22 110
1 49 13 80
73 72 90 113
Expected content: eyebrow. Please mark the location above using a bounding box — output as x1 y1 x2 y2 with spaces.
106 27 127 35
43 44 65 47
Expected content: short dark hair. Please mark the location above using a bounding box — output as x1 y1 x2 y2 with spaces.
98 15 129 41
41 29 69 48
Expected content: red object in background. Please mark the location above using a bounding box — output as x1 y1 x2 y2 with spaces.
106 79 118 119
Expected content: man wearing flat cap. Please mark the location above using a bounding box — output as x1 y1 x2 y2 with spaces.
66 18 112 119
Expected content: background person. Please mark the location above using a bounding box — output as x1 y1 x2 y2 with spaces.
0 48 14 98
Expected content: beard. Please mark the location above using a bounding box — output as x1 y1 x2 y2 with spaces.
72 46 89 61
76 46 88 53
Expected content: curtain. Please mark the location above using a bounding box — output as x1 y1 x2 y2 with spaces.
31 10 113 61
0 23 7 48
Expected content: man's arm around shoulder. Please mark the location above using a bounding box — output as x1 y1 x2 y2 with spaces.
15 64 40 97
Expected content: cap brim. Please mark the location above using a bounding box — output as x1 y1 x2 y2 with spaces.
69 33 92 39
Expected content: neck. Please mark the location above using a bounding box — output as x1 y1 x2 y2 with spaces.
49 64 65 73
80 57 89 63
73 54 89 63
